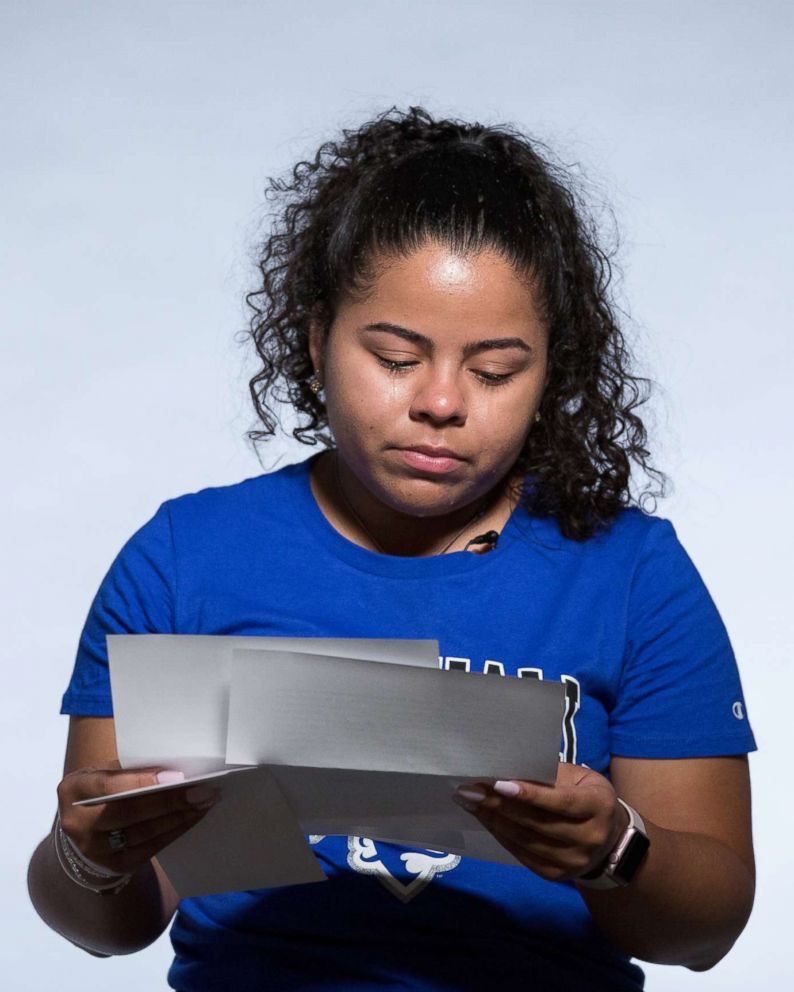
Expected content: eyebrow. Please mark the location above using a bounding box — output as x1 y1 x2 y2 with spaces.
361 322 533 358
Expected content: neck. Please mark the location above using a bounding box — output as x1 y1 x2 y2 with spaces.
311 451 517 558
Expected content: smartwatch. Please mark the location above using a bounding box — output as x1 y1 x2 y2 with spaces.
577 798 650 889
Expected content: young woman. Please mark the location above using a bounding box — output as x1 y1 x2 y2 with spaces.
28 106 756 991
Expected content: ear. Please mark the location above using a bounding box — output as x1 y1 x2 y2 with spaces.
308 318 325 378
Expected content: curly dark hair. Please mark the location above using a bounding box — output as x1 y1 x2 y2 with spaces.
245 106 666 541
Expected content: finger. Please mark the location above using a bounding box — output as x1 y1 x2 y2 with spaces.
81 803 216 874
117 804 214 850
481 810 569 855
453 787 589 836
454 784 611 868
107 812 211 875
480 810 592 873
453 781 597 823
60 766 181 805
489 779 605 820
478 805 581 847
484 803 605 845
122 816 212 867
92 784 222 830
486 824 580 883
59 768 193 841
475 798 621 879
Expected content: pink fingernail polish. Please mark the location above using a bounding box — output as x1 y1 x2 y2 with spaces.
156 770 185 785
493 780 521 797
452 786 488 812
455 786 487 803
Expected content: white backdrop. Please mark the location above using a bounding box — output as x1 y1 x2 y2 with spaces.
2 2 791 988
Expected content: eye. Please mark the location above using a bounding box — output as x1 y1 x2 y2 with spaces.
376 356 418 373
472 370 514 387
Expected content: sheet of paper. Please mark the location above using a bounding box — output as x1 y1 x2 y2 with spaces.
271 765 524 866
107 634 439 774
227 649 565 781
154 766 327 898
101 634 565 893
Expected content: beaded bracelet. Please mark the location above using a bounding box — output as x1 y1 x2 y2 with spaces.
53 813 132 896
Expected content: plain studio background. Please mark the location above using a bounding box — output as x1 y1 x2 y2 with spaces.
2 1 791 988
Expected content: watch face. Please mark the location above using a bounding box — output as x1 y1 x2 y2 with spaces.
614 831 650 883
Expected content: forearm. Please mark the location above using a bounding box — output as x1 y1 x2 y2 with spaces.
27 829 176 956
578 820 755 970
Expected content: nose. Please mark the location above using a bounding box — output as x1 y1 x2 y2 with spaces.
408 367 467 426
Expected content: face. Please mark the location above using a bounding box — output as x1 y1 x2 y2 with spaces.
310 242 548 519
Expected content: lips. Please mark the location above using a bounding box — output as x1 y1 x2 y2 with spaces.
402 445 466 461
396 445 467 475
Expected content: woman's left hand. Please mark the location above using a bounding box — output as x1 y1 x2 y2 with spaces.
453 763 627 882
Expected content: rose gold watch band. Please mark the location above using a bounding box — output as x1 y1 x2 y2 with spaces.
577 798 650 890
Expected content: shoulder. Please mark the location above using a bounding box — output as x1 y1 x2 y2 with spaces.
159 457 313 527
119 457 315 563
597 507 679 563
589 510 692 597
595 506 671 545
514 504 676 568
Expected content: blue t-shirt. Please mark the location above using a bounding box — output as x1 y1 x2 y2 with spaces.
61 455 756 991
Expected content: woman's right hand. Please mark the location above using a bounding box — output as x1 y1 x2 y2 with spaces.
57 766 220 878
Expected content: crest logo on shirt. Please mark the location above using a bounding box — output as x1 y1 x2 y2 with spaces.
346 837 461 903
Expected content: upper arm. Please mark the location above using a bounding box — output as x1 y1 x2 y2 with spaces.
611 755 755 878
608 522 756 881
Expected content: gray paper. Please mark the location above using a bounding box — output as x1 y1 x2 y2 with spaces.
227 649 564 781
107 634 439 773
271 766 525 866
94 635 566 896
155 766 327 897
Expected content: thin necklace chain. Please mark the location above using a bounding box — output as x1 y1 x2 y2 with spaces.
333 453 488 556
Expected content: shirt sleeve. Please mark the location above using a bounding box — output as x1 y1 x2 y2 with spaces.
60 503 176 717
609 518 756 758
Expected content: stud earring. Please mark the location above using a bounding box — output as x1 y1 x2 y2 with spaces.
308 373 323 395
534 411 542 423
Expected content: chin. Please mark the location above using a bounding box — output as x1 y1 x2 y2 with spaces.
377 477 475 519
